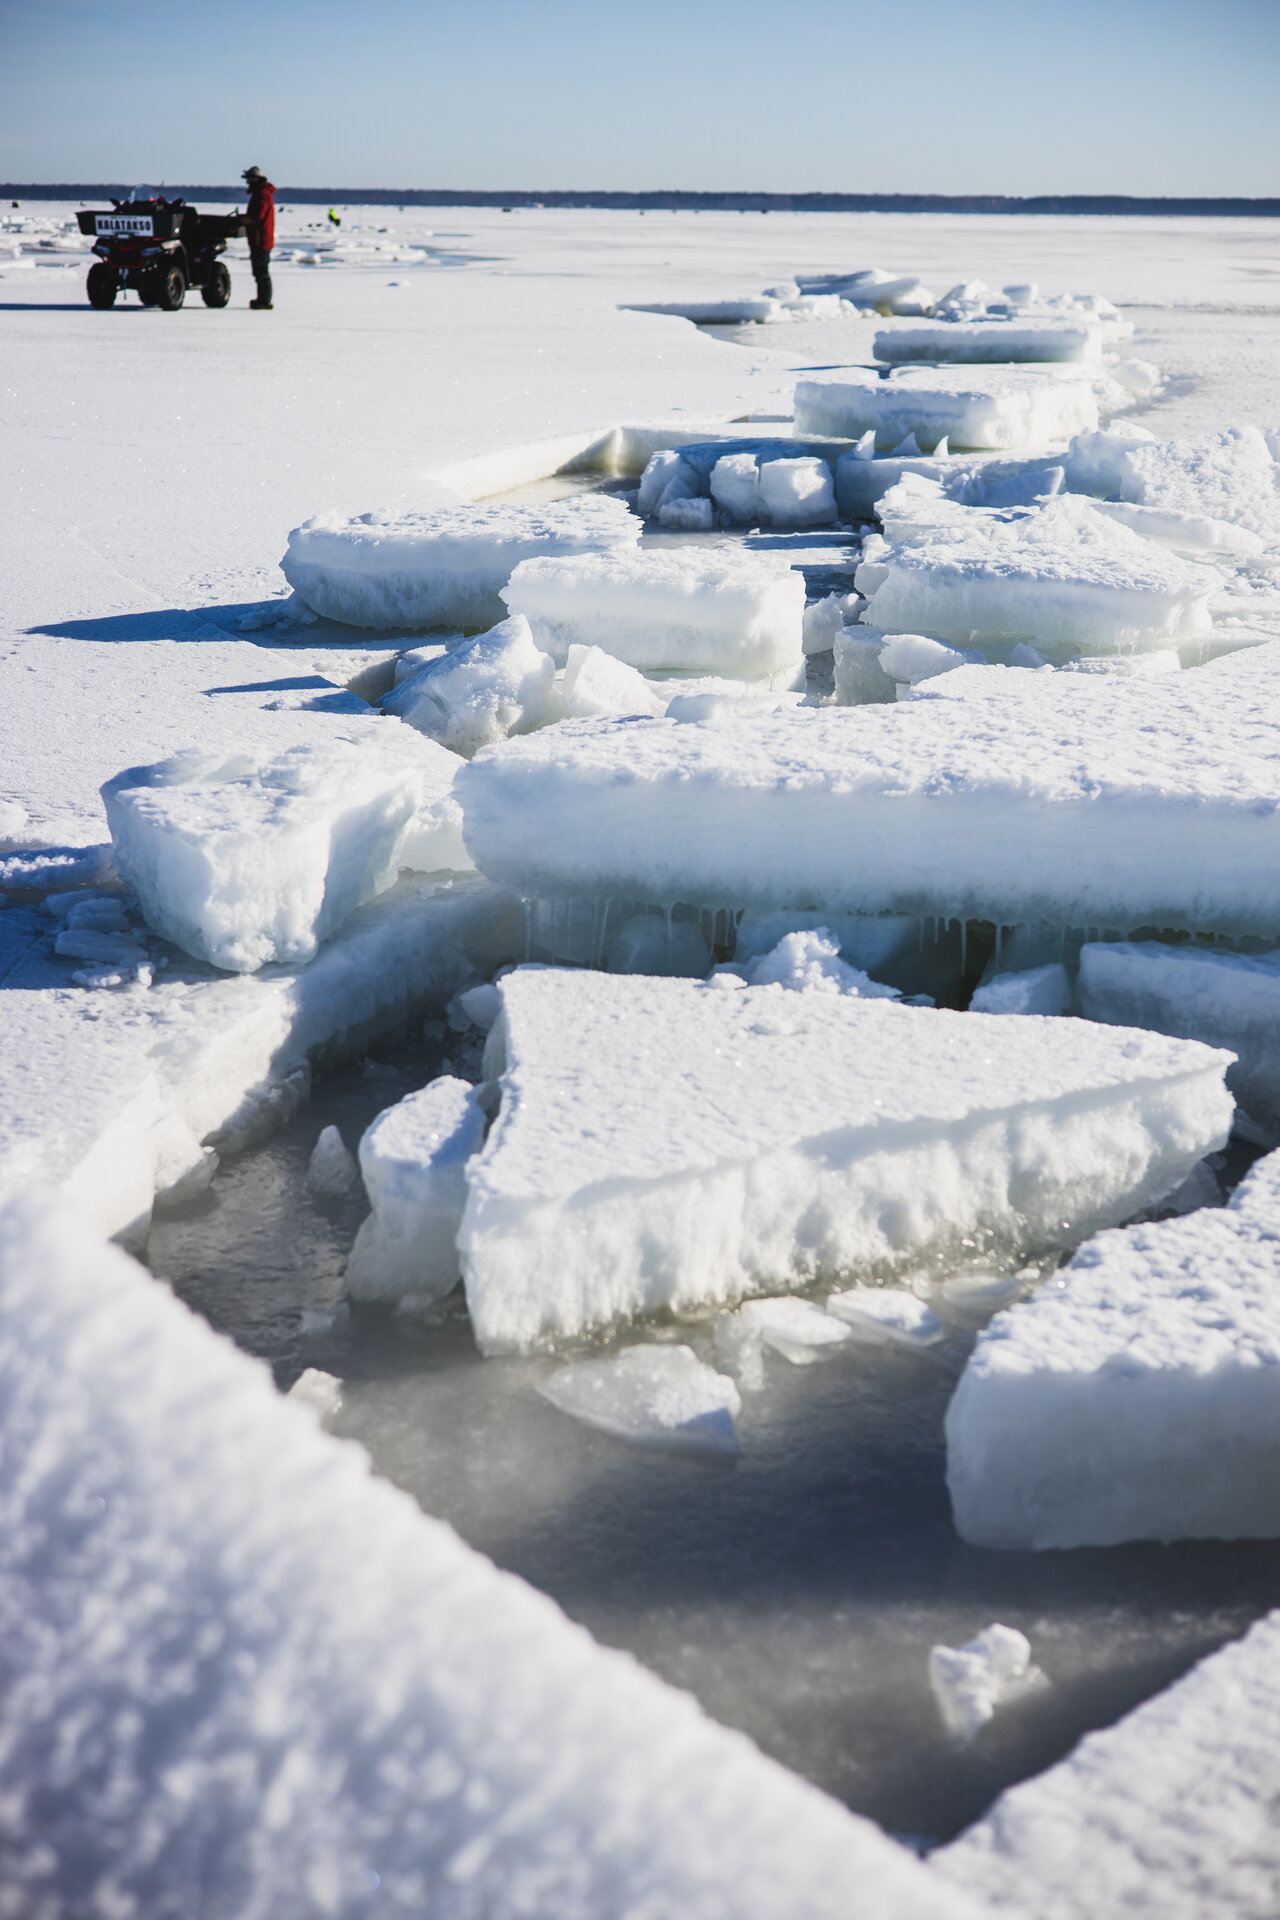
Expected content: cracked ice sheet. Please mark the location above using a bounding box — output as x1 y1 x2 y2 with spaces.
458 967 1230 1354
0 1194 982 1920
457 641 1280 939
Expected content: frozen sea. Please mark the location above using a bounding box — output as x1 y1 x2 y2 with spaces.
5 199 1280 1899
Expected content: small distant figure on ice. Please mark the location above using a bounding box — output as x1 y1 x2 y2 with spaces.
327 207 341 227
240 165 275 309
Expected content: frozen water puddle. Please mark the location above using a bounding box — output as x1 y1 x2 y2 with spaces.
147 1025 1280 1851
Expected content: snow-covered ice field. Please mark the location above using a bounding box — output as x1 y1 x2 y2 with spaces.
6 199 1280 1913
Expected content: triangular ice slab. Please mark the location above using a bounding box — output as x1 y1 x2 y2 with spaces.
458 970 1232 1354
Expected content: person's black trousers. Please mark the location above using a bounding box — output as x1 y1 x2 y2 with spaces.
249 243 273 306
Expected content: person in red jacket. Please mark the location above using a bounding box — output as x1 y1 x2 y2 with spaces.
240 165 275 310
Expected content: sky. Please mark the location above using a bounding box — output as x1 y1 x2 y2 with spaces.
1 0 1277 198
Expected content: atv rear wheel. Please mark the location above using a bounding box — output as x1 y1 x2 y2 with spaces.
201 262 231 308
156 264 186 311
86 263 118 309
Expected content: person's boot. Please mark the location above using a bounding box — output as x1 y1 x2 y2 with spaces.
249 298 273 310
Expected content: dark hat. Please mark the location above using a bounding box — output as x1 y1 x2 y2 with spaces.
242 165 264 182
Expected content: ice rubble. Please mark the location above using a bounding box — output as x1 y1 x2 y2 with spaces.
740 927 900 998
0 876 515 1244
553 645 669 721
456 645 1280 937
1079 940 1280 1143
502 546 805 677
874 320 1105 365
538 1344 742 1455
0 1199 977 1920
933 1608 1280 1920
929 1625 1040 1746
856 493 1218 657
382 614 556 755
103 732 470 973
793 368 1098 452
345 1076 486 1304
281 496 640 631
945 1154 1280 1549
456 967 1230 1354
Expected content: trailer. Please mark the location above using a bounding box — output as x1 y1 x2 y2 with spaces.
77 194 244 310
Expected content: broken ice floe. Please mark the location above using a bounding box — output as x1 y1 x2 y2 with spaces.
946 1156 1280 1548
929 1624 1042 1745
933 1611 1280 1920
714 1296 854 1391
970 964 1072 1017
307 1124 360 1196
104 733 470 972
287 1365 344 1423
1079 940 1280 1144
503 545 806 678
382 613 556 755
455 967 1231 1354
346 1075 486 1305
874 320 1105 366
455 645 1280 939
538 1344 742 1456
825 1287 945 1349
281 496 640 631
794 368 1098 452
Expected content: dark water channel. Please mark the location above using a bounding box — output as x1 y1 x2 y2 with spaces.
149 1041 1280 1849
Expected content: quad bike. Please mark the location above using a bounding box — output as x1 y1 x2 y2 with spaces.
77 193 244 310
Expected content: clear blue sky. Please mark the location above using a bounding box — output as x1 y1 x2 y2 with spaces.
2 0 1277 196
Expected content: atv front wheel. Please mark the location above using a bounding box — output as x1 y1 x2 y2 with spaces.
156 264 186 311
86 264 118 309
138 277 161 307
201 262 231 308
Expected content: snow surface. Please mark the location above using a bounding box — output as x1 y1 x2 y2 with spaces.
104 731 468 971
456 644 1280 938
503 545 806 677
282 497 641 632
346 1075 486 1305
794 368 1098 451
0 1193 977 1920
458 967 1230 1353
933 1607 1280 1918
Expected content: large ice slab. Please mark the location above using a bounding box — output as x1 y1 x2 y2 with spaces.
458 968 1230 1354
946 1199 1280 1550
794 368 1098 452
346 1075 486 1304
933 1607 1280 1919
502 546 806 678
456 645 1280 939
382 614 556 755
281 497 641 631
104 731 468 973
858 495 1217 656
0 1199 977 1920
1079 939 1280 1142
875 320 1104 365
1115 425 1280 543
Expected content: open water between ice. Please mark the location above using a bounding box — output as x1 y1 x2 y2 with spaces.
149 1039 1280 1850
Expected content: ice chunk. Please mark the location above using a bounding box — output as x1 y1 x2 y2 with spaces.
606 913 711 977
287 1365 344 1422
555 645 669 721
875 321 1104 365
632 295 782 324
803 592 862 656
756 456 837 529
929 1625 1039 1744
879 633 987 687
1061 422 1157 495
933 1609 1280 1919
383 613 556 756
733 909 918 978
637 448 696 517
825 1287 945 1348
1111 356 1164 400
859 495 1217 656
458 651 1280 939
833 626 898 704
103 731 466 973
659 494 716 531
538 1344 741 1455
457 968 1232 1353
1079 939 1280 1143
970 964 1071 1016
1091 497 1265 556
0 1197 973 1920
794 368 1098 452
281 496 640 631
745 928 899 998
714 1295 853 1390
307 1124 359 1195
345 1075 485 1304
710 450 762 524
1116 426 1280 542
502 546 805 678
946 1203 1280 1549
